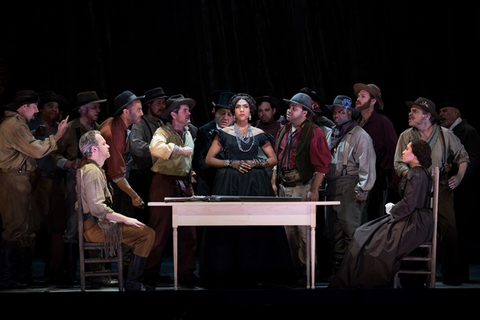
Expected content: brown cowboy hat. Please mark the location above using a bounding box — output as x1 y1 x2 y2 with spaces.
353 83 384 110
161 94 196 120
76 91 107 108
405 97 439 120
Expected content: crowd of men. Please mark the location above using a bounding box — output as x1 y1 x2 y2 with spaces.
0 84 478 290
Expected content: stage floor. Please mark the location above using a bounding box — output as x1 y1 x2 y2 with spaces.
1 255 479 317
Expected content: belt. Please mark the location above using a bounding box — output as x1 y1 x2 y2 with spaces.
280 180 305 188
0 167 32 174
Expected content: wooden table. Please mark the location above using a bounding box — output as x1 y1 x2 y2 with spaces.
149 199 340 290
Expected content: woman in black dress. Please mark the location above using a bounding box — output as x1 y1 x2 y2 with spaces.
199 93 295 287
328 139 433 288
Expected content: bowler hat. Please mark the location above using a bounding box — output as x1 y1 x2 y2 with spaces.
353 83 384 110
405 97 439 120
4 90 39 111
283 93 314 116
143 87 169 105
113 91 145 117
76 91 107 108
326 95 360 118
161 94 196 120
215 91 235 111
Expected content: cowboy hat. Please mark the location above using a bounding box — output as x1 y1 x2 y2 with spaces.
142 87 169 106
405 97 439 120
161 94 196 120
353 83 384 110
326 95 360 118
76 91 107 108
3 90 39 111
283 93 314 116
113 91 145 117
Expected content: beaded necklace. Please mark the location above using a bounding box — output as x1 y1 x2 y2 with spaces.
234 123 255 152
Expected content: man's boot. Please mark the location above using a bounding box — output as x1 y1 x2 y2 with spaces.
16 245 47 287
88 249 119 289
63 242 79 286
125 255 147 292
0 241 26 290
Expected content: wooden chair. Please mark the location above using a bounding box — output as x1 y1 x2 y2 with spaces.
393 166 439 288
76 169 124 292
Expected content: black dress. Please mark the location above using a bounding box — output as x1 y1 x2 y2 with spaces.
328 166 433 288
198 129 295 287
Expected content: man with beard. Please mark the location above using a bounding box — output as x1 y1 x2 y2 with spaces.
128 87 169 224
0 90 68 289
273 92 331 285
145 94 199 289
353 83 398 222
255 95 284 143
323 95 376 281
99 91 146 280
50 90 114 287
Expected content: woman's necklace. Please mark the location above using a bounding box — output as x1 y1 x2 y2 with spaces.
234 123 255 152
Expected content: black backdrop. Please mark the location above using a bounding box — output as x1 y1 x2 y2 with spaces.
1 0 480 132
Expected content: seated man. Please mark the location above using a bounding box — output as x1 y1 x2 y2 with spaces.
77 130 155 291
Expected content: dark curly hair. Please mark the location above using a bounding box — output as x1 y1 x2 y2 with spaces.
229 93 256 115
411 139 432 169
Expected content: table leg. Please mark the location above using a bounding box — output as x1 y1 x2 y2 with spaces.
173 227 178 290
306 227 311 289
311 226 316 289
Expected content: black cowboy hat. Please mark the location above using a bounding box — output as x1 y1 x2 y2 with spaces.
113 91 145 117
3 90 39 111
142 87 169 106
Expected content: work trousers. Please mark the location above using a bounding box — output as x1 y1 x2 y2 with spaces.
145 172 197 280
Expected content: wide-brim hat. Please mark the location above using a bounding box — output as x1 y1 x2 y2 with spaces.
76 91 107 108
215 91 235 111
113 91 145 117
283 92 314 116
3 90 39 111
38 91 58 108
353 83 384 110
161 94 196 120
142 87 169 105
255 95 285 119
326 95 359 118
405 97 439 120
437 91 459 110
298 87 330 114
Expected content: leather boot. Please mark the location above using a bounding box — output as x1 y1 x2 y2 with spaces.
0 241 26 290
63 242 79 286
125 255 147 292
16 245 47 287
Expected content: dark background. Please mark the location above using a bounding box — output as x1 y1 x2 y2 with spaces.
1 0 479 133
